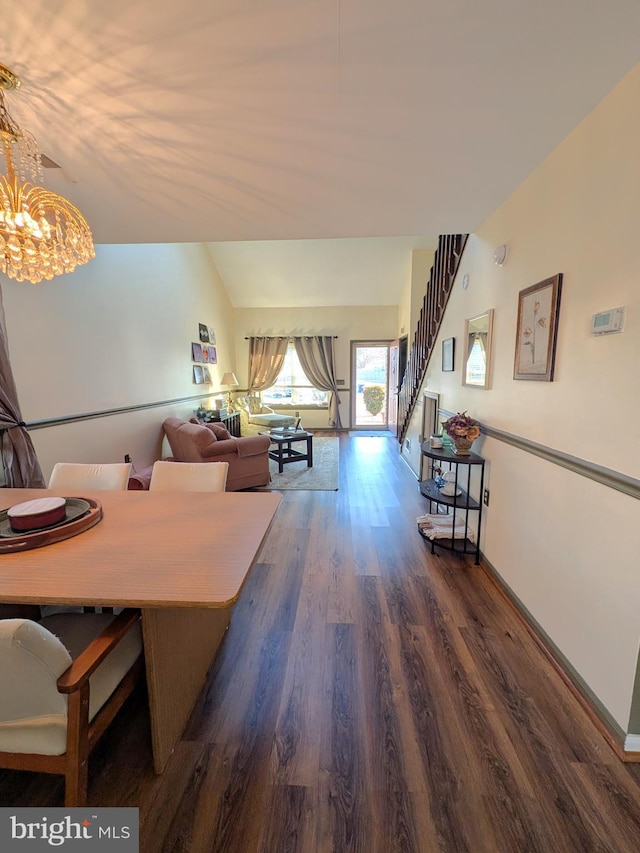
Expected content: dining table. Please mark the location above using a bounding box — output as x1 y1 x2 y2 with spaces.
0 488 281 772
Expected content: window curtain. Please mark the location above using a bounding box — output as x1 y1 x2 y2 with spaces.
293 336 342 429
248 336 289 392
0 290 45 487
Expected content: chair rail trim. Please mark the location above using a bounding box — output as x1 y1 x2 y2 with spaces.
440 409 640 501
25 394 214 431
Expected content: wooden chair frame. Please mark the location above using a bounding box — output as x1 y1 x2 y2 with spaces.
0 608 144 806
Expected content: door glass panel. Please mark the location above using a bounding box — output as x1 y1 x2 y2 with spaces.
353 344 389 428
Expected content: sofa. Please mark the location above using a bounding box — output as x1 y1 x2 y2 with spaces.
160 417 271 491
235 394 296 436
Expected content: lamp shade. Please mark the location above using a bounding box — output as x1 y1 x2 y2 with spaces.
220 372 239 387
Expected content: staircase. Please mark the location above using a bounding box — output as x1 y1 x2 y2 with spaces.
397 233 468 445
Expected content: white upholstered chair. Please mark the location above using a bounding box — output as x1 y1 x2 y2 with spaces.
235 394 296 436
48 462 132 492
0 610 143 806
44 462 132 617
149 460 229 492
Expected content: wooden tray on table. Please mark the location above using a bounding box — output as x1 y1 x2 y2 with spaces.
0 497 103 554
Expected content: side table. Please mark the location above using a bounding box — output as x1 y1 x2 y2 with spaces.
196 411 241 437
418 444 485 564
221 411 241 437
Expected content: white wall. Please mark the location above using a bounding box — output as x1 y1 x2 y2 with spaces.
233 305 398 429
405 64 640 732
1 242 401 474
1 242 236 479
398 247 436 339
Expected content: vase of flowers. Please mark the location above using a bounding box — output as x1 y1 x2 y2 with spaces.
440 411 481 455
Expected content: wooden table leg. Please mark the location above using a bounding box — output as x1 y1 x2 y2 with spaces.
142 607 231 773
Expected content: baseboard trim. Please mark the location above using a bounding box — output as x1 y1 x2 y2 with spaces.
399 451 419 479
477 553 640 763
624 734 640 757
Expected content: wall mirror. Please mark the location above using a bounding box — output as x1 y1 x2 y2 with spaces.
463 309 494 389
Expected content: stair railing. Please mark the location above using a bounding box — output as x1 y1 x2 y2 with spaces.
397 234 468 444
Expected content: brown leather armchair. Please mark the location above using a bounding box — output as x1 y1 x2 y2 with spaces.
161 418 271 491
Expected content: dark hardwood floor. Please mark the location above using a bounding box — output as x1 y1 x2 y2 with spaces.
2 431 640 851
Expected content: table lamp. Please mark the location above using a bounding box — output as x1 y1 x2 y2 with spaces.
220 372 239 411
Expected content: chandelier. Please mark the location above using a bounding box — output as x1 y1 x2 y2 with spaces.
0 63 94 283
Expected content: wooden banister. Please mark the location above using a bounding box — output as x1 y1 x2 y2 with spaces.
398 234 468 444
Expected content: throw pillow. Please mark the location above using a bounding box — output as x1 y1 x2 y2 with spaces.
208 423 232 440
248 395 262 414
189 418 231 440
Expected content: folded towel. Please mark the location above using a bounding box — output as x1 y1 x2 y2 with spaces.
416 512 475 543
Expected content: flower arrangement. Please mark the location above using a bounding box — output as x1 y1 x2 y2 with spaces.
441 411 481 441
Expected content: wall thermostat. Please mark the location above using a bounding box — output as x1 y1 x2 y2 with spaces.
591 307 625 335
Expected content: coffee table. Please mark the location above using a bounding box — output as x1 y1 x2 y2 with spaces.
263 429 313 473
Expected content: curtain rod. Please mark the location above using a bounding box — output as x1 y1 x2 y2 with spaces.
244 335 338 339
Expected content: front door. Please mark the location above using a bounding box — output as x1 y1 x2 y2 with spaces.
387 339 399 435
351 341 390 429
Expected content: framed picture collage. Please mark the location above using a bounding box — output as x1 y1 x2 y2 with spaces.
192 324 217 384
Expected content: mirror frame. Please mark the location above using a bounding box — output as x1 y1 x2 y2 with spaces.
462 309 494 389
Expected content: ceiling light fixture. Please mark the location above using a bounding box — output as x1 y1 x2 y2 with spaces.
0 63 94 283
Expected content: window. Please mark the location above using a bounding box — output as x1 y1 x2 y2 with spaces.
466 337 486 385
262 343 329 407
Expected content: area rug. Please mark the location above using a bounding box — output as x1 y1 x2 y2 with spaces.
267 436 339 490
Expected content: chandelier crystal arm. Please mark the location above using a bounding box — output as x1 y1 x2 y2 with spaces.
1 135 16 185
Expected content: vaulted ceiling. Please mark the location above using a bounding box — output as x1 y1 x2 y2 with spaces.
3 1 640 305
